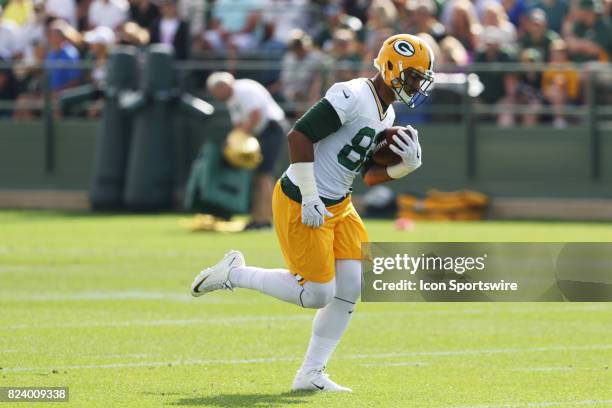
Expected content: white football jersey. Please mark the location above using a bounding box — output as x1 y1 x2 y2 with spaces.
289 78 396 200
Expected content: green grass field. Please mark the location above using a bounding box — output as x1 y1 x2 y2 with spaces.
1 211 611 408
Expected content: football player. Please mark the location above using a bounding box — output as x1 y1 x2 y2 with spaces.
191 34 434 392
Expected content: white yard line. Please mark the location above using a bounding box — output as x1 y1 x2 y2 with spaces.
359 361 426 367
2 344 611 373
512 366 605 372
449 399 612 408
0 309 485 330
1 290 610 315
1 303 611 330
0 291 268 305
1 315 312 330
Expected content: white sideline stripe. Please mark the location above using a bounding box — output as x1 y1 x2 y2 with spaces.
2 344 611 373
0 310 485 330
449 399 612 408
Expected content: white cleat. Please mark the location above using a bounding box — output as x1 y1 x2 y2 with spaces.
291 367 352 393
191 250 245 297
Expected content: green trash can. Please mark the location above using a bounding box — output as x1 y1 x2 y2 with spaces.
184 141 253 219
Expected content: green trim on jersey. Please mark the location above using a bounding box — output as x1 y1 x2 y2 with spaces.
293 98 342 143
280 173 349 206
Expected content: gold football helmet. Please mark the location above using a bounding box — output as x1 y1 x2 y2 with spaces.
374 34 435 108
223 129 262 170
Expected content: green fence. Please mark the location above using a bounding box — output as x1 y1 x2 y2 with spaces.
1 116 611 198
1 60 612 199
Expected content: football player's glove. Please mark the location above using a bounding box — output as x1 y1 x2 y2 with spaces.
290 162 333 228
301 195 333 228
387 126 422 179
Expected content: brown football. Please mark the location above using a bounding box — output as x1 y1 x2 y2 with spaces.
372 126 410 166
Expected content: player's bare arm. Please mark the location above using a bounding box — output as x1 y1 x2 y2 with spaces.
287 129 314 163
363 164 393 186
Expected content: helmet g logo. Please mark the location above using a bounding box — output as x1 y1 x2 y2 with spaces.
393 40 415 57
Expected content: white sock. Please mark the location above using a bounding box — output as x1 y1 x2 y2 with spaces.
300 334 340 373
229 266 335 308
299 260 361 372
229 266 302 305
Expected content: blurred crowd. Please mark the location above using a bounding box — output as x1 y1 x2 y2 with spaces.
0 0 611 125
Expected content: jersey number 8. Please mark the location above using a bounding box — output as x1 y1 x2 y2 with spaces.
337 127 376 172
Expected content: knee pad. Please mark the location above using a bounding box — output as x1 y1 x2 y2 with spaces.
299 281 335 309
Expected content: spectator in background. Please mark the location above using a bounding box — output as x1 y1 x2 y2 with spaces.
513 48 544 126
258 21 286 58
363 0 398 73
84 27 115 87
501 0 530 30
46 20 81 95
280 30 324 117
128 0 159 29
0 59 18 118
263 0 310 43
520 8 560 61
12 39 46 119
88 0 129 30
177 0 207 39
314 3 364 52
563 0 612 62
149 0 189 60
0 12 21 60
46 0 77 28
417 32 443 64
2 0 33 27
18 0 46 62
439 35 469 66
343 0 369 23
542 39 580 128
257 21 286 99
203 0 262 52
406 0 446 41
117 21 150 46
530 0 569 34
447 0 481 55
473 26 518 125
330 28 362 83
206 72 286 230
441 0 489 25
481 1 517 44
83 26 115 117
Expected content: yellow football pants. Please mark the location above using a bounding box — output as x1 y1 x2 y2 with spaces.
272 180 368 284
